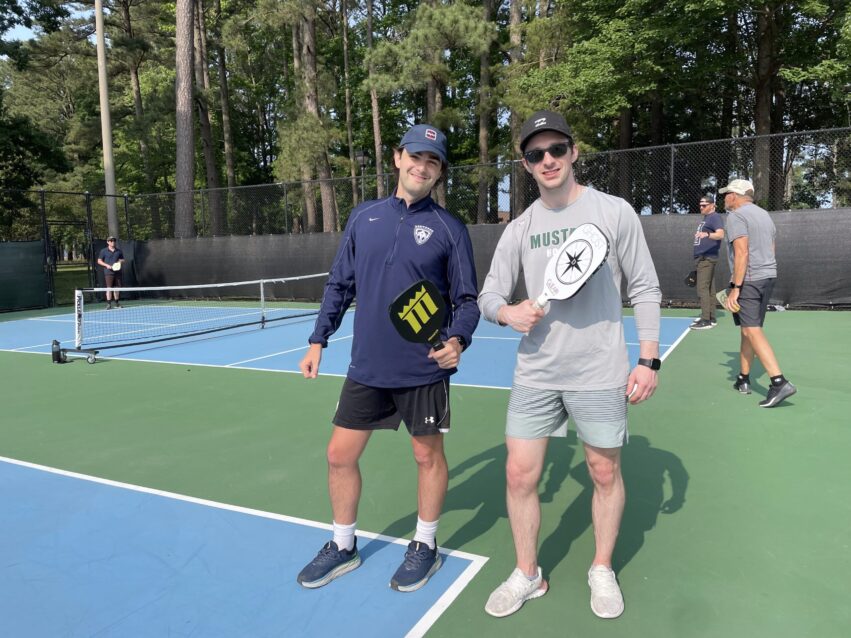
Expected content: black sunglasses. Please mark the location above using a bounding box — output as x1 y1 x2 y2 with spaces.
523 142 570 164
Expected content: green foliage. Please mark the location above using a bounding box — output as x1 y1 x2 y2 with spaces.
0 0 848 239
367 2 496 97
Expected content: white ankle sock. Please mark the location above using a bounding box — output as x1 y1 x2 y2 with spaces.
332 520 356 551
412 517 439 549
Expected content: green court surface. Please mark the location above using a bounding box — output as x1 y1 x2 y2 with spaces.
1 308 849 637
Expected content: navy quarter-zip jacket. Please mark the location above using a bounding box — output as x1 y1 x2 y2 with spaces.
308 193 480 388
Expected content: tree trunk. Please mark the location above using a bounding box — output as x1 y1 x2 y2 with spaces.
753 4 775 204
300 8 338 232
193 0 224 235
366 0 385 197
342 0 358 208
717 10 738 190
119 0 160 238
477 0 494 223
769 76 786 209
509 0 526 218
292 20 317 233
215 0 236 190
174 0 196 238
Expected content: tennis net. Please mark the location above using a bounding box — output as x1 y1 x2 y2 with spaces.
73 273 327 350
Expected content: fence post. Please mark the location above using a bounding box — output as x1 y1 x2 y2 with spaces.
200 190 207 236
85 192 95 287
39 190 55 306
39 189 48 244
283 183 289 233
123 193 132 240
669 145 675 214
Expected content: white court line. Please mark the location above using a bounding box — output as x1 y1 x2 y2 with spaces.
11 341 58 351
225 334 354 367
0 455 488 638
28 316 74 323
660 325 691 362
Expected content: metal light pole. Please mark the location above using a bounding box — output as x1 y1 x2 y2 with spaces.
354 149 368 202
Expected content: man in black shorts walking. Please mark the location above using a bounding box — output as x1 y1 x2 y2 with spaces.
720 179 796 407
296 124 480 591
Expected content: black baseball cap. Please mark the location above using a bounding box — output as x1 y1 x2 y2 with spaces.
107 236 117 241
519 110 573 151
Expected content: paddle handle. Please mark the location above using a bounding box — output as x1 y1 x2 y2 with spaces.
532 293 549 310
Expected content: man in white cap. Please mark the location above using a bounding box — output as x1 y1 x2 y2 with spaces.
718 178 796 407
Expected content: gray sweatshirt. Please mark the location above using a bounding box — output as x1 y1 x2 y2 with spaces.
478 188 662 391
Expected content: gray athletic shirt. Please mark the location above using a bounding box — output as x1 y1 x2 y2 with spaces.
725 203 777 281
478 188 662 391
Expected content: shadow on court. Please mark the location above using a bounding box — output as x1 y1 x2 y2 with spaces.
377 433 688 575
377 441 575 552
536 434 688 574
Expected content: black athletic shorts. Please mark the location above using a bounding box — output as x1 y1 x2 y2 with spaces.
334 377 450 436
104 272 122 287
733 278 775 328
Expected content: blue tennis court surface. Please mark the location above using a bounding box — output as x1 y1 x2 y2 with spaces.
1 309 692 389
0 457 486 637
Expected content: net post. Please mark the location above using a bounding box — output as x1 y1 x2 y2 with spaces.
260 279 267 329
74 289 84 349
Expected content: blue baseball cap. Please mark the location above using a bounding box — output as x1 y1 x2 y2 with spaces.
399 124 448 165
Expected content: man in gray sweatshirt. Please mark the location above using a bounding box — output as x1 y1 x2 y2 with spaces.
479 111 662 620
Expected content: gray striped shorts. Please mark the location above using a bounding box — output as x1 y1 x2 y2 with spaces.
506 383 628 449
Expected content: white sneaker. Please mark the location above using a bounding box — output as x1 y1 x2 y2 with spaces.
588 565 624 618
485 566 547 618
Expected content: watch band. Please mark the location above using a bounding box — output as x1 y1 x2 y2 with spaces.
451 335 467 349
637 357 661 371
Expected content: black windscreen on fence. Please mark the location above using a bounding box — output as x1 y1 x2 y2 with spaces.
112 208 850 310
0 241 50 312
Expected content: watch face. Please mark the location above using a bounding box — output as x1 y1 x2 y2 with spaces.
555 240 593 285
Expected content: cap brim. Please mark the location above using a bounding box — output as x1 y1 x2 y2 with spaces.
520 128 573 151
401 143 447 165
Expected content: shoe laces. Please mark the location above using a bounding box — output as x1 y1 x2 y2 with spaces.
402 542 433 569
588 566 619 596
501 568 538 598
311 541 343 565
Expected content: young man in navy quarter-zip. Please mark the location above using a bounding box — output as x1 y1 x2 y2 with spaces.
296 124 480 592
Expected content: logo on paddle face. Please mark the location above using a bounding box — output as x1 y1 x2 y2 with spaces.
555 239 593 285
414 225 434 245
398 285 439 334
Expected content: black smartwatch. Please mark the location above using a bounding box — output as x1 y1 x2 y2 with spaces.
729 282 742 289
637 357 662 371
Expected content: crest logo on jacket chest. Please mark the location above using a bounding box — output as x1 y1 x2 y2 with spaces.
414 225 434 245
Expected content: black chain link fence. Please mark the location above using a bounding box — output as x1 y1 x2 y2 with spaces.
2 127 848 243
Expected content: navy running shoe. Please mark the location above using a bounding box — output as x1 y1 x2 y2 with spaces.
390 540 442 592
733 378 751 394
297 539 361 588
759 380 797 408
